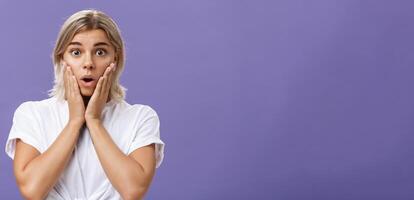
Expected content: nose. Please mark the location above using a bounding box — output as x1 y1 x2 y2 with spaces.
82 53 95 70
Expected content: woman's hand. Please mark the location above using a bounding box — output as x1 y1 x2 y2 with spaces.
85 63 116 124
63 62 86 125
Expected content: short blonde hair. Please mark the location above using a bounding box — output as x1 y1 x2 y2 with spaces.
49 9 127 102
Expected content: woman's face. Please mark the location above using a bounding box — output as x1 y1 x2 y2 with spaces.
62 29 116 97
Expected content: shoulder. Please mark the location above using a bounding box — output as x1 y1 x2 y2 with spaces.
119 100 158 115
132 104 158 115
118 101 159 121
14 97 59 115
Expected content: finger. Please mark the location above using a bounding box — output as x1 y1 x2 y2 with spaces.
101 76 107 97
104 64 114 91
63 65 69 99
72 75 80 95
65 66 72 98
62 62 68 83
107 63 115 88
63 65 67 88
105 64 115 98
103 64 112 78
68 67 75 98
95 76 104 97
101 66 112 95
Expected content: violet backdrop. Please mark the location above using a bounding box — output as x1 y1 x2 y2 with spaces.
1 0 414 199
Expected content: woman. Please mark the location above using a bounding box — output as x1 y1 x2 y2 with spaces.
5 9 165 200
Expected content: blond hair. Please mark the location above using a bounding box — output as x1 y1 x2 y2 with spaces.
49 9 126 102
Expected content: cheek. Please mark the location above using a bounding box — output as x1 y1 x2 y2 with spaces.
64 58 81 67
96 62 112 75
63 56 81 69
62 61 81 78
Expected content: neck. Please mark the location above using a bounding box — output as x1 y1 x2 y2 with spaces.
81 96 111 107
82 95 91 107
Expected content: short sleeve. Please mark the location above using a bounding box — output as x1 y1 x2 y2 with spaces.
5 102 43 159
127 105 165 168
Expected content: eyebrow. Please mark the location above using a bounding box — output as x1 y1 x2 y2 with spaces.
68 41 110 47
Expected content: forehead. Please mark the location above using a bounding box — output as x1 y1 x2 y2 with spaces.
70 29 110 44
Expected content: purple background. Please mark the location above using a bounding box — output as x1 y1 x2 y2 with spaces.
1 0 414 199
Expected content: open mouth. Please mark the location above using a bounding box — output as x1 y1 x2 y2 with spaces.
80 76 96 87
82 78 94 82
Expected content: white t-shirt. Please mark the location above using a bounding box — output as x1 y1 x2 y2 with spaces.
5 97 165 200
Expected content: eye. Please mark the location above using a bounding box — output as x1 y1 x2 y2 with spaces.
96 49 107 56
70 49 81 56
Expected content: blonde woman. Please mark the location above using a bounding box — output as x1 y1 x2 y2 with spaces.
5 9 165 200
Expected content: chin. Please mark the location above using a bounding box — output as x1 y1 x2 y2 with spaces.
80 89 93 97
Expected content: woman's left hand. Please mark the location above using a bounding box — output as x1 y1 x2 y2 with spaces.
85 63 116 123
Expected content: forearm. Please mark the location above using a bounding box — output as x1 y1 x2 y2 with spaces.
87 120 148 199
17 121 83 199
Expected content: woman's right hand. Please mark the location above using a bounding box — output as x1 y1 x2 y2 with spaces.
63 61 85 125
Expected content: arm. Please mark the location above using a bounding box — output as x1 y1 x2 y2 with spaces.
13 63 86 200
87 120 156 200
85 64 156 199
13 120 83 200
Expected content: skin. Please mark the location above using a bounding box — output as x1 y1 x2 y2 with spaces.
13 29 156 200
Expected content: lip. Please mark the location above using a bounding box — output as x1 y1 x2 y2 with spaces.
79 75 97 88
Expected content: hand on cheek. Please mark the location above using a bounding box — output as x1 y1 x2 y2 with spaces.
85 63 116 123
63 61 85 124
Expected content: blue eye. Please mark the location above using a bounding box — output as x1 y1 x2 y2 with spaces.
96 49 106 56
71 50 80 56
